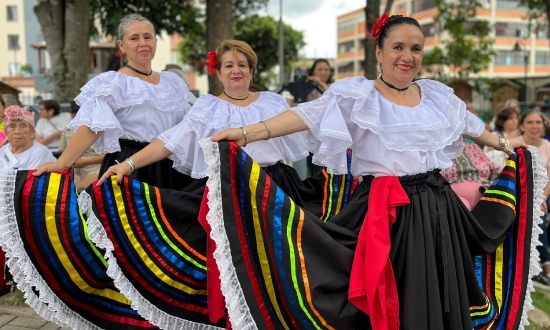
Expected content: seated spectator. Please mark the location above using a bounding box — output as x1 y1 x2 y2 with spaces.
0 105 56 170
485 107 520 168
58 101 105 189
441 140 501 210
511 109 550 286
492 107 520 138
35 99 72 155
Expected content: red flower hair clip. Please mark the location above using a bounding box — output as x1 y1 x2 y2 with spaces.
206 51 217 75
371 13 389 39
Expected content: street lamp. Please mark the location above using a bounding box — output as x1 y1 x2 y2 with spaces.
513 41 528 102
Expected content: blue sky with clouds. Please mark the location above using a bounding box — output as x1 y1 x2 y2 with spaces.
259 0 366 59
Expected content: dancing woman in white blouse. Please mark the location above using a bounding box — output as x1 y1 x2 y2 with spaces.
212 15 531 330
33 13 193 189
97 40 312 203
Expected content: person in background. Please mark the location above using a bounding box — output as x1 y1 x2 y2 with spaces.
484 107 521 168
489 98 521 131
33 13 193 190
492 107 520 139
0 105 55 170
306 59 334 176
34 99 72 155
511 110 550 286
504 98 521 113
58 101 105 189
441 140 501 210
0 95 7 145
306 58 332 102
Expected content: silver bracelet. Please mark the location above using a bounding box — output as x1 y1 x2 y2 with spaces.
124 158 136 173
260 120 271 139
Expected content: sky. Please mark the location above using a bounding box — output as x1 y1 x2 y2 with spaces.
261 0 366 59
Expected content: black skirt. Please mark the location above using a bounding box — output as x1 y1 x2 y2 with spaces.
100 139 194 190
199 141 538 330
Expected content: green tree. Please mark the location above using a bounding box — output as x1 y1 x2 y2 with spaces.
518 0 549 46
36 0 268 101
180 15 305 89
422 0 495 82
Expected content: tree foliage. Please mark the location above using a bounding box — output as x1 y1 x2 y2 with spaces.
90 0 269 37
180 15 305 88
422 0 495 82
518 0 549 43
90 0 200 36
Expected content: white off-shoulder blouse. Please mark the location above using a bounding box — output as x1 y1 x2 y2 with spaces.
291 77 485 177
159 92 308 178
69 71 192 154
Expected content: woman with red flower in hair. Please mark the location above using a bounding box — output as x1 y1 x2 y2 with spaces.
99 39 321 209
210 14 544 330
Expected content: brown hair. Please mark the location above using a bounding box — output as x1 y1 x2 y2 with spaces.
494 107 518 134
215 40 258 73
0 94 5 108
39 99 61 116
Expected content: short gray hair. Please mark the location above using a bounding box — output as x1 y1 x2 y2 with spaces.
117 14 155 42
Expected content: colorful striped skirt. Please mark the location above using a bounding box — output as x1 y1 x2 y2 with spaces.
197 141 543 330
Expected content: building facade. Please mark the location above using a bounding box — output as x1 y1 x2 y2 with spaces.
0 0 41 78
0 3 205 104
336 0 550 107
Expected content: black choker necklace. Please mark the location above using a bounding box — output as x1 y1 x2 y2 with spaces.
224 91 249 101
126 64 152 77
380 75 410 95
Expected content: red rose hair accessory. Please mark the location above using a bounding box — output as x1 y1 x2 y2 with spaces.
371 13 389 39
206 51 217 75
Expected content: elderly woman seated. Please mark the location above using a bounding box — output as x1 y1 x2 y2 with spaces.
0 105 56 170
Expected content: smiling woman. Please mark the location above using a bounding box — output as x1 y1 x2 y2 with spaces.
211 14 542 330
33 13 194 190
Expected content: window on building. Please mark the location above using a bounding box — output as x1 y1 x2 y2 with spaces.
536 52 550 66
496 0 527 10
537 29 548 40
338 40 355 54
338 62 354 73
6 5 18 21
421 23 436 37
495 23 528 37
411 0 435 13
494 51 526 65
8 35 19 50
338 20 355 35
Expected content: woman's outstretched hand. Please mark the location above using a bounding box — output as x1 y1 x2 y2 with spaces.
95 162 133 186
33 161 68 176
507 139 528 156
211 128 247 146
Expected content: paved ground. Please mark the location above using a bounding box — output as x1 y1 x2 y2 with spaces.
0 305 69 330
0 288 548 329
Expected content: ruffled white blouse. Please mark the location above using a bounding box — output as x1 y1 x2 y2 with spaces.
69 71 192 154
291 77 485 176
159 92 308 178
